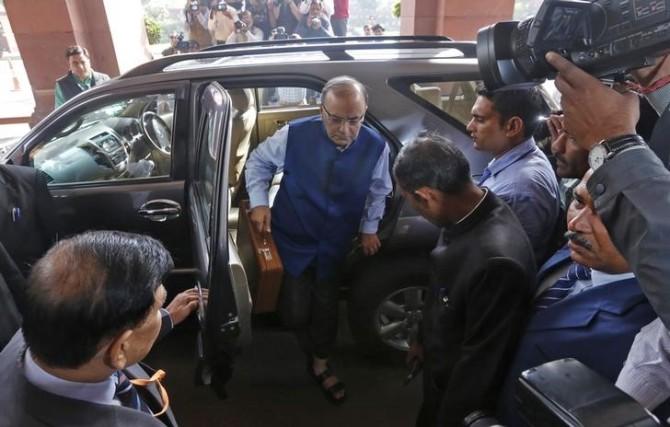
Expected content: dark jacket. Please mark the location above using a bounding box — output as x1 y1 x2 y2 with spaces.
419 189 536 427
55 71 110 103
498 254 655 425
0 332 177 427
0 243 23 350
0 165 59 275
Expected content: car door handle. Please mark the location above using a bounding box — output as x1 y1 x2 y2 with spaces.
138 199 182 222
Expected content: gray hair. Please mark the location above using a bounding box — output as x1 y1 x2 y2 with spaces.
393 132 471 194
321 75 369 104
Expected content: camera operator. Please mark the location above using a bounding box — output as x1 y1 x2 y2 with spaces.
208 0 245 44
268 0 302 35
246 0 271 39
295 0 333 38
545 51 670 414
184 0 214 48
226 10 264 43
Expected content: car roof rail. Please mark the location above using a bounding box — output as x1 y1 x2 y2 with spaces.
121 36 476 80
200 35 454 52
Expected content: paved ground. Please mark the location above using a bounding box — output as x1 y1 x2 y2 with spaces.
146 307 422 427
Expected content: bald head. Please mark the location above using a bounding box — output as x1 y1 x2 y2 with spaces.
22 231 173 368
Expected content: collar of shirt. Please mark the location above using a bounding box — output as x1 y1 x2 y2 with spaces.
456 188 489 224
570 268 636 296
590 269 636 287
24 348 117 406
485 137 537 179
443 188 497 240
73 74 93 89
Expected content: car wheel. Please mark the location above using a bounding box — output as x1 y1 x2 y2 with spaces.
348 255 430 355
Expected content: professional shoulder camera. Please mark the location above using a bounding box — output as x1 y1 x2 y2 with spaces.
477 0 670 89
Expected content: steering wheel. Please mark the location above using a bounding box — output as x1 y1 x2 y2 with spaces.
140 111 172 155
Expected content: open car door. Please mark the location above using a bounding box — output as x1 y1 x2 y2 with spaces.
189 82 252 398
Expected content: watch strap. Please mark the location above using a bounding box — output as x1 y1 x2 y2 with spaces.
601 134 646 158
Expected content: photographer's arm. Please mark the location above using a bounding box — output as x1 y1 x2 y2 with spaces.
288 0 302 21
547 52 670 328
268 0 279 28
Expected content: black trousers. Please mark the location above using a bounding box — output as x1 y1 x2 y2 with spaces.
278 265 339 359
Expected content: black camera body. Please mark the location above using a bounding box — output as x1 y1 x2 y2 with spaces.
216 1 228 12
478 0 670 89
272 26 289 40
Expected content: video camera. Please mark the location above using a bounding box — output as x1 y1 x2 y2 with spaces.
175 32 190 52
188 0 201 12
271 26 290 40
477 0 670 90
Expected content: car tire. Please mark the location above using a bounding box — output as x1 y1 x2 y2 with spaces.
348 255 430 356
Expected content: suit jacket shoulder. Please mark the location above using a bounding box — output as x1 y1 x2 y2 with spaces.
0 332 175 427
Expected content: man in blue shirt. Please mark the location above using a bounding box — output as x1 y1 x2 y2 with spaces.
467 87 560 262
245 76 392 404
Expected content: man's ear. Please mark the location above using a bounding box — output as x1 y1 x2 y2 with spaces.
413 187 436 205
105 329 134 370
504 116 525 138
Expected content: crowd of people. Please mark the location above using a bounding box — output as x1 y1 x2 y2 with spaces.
173 0 348 51
4 20 670 427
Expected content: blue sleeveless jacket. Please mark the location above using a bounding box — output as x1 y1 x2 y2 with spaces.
271 116 385 280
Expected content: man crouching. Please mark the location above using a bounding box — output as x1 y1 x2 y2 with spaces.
393 133 536 426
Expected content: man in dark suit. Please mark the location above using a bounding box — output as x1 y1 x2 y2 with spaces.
393 133 536 426
498 170 656 426
0 231 201 427
0 164 59 275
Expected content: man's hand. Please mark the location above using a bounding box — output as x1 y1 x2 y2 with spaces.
165 288 207 326
545 52 639 150
547 114 564 142
360 233 381 256
250 206 271 234
406 341 424 367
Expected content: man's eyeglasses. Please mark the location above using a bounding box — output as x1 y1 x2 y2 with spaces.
321 104 365 126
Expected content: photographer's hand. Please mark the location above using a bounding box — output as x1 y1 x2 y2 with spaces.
546 51 639 151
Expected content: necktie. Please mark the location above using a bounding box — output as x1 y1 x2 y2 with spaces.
535 262 591 309
477 167 492 185
115 369 170 416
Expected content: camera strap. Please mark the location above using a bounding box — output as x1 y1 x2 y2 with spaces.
648 105 670 169
626 75 670 95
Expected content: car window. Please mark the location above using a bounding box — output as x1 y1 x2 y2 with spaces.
409 81 480 126
258 87 321 110
31 93 175 185
195 107 225 239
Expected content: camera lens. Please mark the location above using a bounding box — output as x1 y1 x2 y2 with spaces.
476 19 552 90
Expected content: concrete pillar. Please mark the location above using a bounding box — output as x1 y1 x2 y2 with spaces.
4 0 152 125
400 0 515 41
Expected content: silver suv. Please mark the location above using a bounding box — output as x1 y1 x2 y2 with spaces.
5 36 493 388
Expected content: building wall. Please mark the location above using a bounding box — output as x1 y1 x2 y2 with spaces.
400 0 515 40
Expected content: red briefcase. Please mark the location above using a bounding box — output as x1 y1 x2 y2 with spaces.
237 200 284 313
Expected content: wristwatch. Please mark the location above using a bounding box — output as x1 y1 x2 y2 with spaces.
588 134 646 170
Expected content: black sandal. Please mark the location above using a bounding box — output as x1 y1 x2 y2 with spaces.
307 363 347 405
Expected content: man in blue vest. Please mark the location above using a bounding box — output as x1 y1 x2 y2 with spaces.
54 45 109 108
245 76 392 404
